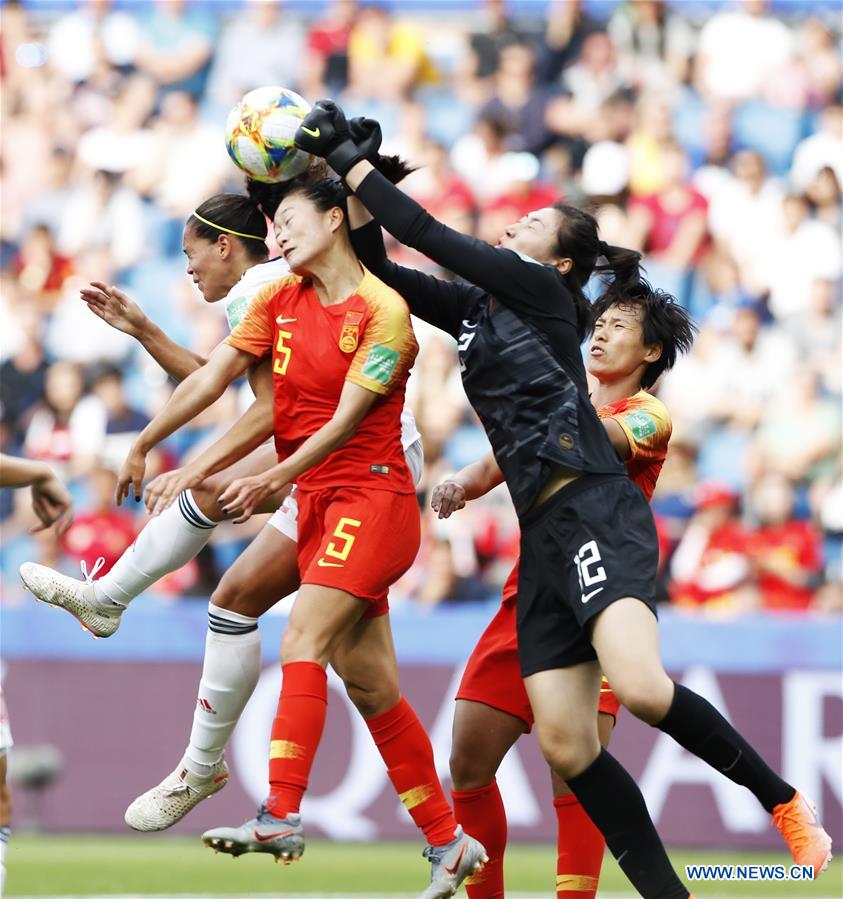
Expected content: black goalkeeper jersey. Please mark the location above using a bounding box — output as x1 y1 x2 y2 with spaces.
351 169 625 518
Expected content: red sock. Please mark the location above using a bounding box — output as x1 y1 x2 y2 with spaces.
366 697 455 846
451 781 506 899
554 794 605 898
266 661 327 817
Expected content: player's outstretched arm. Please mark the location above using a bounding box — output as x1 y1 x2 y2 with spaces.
431 453 505 519
117 343 255 505
0 454 74 534
143 363 275 515
81 281 207 382
218 380 378 523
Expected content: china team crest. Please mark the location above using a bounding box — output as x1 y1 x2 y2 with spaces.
340 311 364 352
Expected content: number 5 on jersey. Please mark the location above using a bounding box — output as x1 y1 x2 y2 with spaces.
274 329 293 376
317 517 362 567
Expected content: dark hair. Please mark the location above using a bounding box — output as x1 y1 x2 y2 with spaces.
550 203 643 342
187 194 268 262
245 153 416 221
590 279 697 388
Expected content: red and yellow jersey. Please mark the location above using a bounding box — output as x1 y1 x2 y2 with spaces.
501 390 672 605
225 268 418 493
597 389 672 502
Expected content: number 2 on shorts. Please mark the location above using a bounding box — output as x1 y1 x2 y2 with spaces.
325 517 362 561
574 539 607 601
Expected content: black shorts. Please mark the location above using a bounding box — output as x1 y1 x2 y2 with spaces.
517 473 658 677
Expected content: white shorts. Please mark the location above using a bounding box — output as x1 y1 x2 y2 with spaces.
267 438 424 543
0 689 12 756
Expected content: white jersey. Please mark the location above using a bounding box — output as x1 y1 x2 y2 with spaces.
224 257 422 451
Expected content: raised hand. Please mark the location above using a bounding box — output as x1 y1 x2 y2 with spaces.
294 99 365 177
30 472 74 535
80 281 148 338
348 116 383 161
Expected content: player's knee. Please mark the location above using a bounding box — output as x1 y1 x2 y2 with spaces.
611 675 673 725
345 678 399 719
189 473 227 522
210 576 249 615
280 622 331 666
449 737 498 791
535 725 598 781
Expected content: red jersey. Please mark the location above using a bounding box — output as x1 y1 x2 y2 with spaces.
747 520 822 611
226 268 418 494
597 389 672 502
502 389 672 602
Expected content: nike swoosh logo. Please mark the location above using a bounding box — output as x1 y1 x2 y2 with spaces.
254 828 295 843
276 316 297 324
581 587 604 604
300 125 320 138
317 558 343 568
444 844 466 876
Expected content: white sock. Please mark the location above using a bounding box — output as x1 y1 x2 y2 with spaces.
94 490 216 607
184 602 261 773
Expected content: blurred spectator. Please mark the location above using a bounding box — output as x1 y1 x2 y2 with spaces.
477 41 556 156
134 0 217 98
302 0 357 98
534 0 603 85
746 474 823 611
704 150 784 296
763 193 841 320
347 4 438 101
56 171 146 274
794 18 842 109
607 0 695 91
90 367 150 472
0 301 49 447
206 1 306 112
626 92 676 196
670 483 753 613
752 370 840 484
46 0 140 84
628 140 709 302
23 362 105 478
695 0 793 102
12 225 74 302
411 538 489 608
790 102 843 191
805 165 841 229
61 465 136 576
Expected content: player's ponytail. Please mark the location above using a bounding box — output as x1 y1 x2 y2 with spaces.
188 194 268 262
372 154 418 186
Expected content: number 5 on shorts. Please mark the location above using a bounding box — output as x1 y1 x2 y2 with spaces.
325 517 362 561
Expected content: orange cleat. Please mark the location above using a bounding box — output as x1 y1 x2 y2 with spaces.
772 791 833 877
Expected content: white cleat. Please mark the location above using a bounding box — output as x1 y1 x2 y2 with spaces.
125 757 229 832
421 826 488 899
20 558 123 638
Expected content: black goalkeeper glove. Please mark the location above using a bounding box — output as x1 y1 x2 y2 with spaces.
294 99 365 178
348 116 383 161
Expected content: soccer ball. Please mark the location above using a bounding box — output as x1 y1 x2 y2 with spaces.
224 87 313 183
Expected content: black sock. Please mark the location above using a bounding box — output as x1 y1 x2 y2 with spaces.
657 683 795 814
566 749 689 899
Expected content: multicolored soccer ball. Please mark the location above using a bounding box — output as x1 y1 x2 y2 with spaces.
224 87 313 183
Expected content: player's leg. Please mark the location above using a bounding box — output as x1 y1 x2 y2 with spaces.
591 598 832 877
19 444 281 637
551 708 615 899
125 517 300 831
203 582 367 862
0 753 10 894
518 478 691 899
332 611 489 898
447 593 530 899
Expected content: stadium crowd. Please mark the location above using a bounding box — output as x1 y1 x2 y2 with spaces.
1 0 840 613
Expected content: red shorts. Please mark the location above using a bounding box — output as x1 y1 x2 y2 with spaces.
297 486 420 618
455 561 621 729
